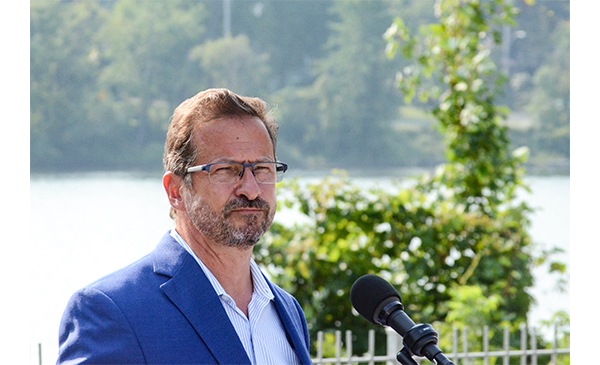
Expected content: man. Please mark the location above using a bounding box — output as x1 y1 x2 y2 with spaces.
57 89 312 365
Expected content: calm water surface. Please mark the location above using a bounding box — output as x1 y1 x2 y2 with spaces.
28 172 569 364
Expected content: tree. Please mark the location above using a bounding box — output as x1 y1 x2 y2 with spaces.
189 34 272 98
256 0 566 357
30 1 108 170
94 0 208 169
229 0 333 89
525 21 570 162
30 0 209 171
308 0 403 168
30 0 569 173
272 0 448 170
385 0 527 213
383 0 544 350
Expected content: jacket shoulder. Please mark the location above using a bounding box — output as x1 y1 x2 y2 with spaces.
85 232 186 295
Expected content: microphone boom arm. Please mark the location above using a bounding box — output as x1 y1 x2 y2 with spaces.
383 303 456 365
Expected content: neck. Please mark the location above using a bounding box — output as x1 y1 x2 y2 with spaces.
175 219 254 316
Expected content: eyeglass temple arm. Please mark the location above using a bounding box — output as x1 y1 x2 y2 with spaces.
186 165 207 173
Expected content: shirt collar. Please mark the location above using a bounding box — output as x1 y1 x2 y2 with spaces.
170 229 274 301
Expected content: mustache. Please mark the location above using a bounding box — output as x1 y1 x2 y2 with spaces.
223 196 270 215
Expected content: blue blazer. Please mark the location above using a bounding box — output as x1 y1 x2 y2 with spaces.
57 233 312 364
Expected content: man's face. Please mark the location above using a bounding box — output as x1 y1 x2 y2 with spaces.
182 116 277 249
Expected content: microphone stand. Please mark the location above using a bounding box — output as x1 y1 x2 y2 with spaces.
396 347 419 365
393 323 456 365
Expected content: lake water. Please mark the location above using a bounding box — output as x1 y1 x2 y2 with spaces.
26 172 569 364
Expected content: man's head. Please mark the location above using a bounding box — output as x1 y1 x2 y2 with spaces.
162 89 281 249
164 88 279 184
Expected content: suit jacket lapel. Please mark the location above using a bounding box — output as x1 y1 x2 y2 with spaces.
152 234 251 365
268 281 313 365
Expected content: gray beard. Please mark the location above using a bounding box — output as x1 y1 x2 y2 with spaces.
183 188 275 249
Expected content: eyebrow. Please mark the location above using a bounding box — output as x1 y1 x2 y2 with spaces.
215 155 276 163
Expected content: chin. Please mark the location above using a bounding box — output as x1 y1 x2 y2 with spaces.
226 233 262 249
224 222 265 248
223 212 273 249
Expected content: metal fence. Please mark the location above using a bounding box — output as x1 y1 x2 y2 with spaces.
34 324 569 365
312 324 569 365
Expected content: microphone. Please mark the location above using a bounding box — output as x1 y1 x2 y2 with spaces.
350 274 455 365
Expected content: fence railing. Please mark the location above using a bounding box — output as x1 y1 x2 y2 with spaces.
33 324 569 365
312 324 569 365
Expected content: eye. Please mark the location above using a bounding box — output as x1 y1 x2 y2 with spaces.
211 163 239 174
254 164 271 171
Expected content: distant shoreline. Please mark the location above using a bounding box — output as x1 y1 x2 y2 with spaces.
30 160 570 179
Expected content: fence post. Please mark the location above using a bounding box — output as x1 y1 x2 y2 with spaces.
483 326 489 365
520 323 527 365
462 327 469 365
346 330 353 365
316 331 324 365
530 327 537 365
335 330 342 365
310 322 568 365
503 326 510 365
452 327 459 364
452 327 458 364
551 324 558 365
38 343 42 365
368 329 376 365
386 327 401 365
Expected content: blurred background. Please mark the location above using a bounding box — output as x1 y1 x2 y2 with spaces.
30 0 569 175
27 1 571 364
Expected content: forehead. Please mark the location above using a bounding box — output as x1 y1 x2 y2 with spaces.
193 116 275 162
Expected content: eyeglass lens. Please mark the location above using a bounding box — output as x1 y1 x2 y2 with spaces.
208 162 284 184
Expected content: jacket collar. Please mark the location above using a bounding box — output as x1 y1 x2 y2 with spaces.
152 233 252 365
152 232 312 365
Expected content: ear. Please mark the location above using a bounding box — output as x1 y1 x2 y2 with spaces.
163 171 187 212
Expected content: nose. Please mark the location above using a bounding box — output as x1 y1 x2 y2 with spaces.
235 165 261 200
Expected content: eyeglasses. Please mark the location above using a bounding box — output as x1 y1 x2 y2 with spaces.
186 161 288 184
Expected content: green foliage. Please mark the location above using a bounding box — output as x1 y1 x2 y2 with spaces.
30 0 108 170
229 0 333 89
93 0 207 168
259 166 534 356
30 0 568 173
307 0 404 167
189 35 272 97
30 0 569 357
445 285 501 329
255 0 568 357
541 310 570 364
385 0 526 212
525 21 570 161
30 0 208 171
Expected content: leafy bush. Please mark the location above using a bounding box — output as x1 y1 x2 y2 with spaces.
256 0 567 358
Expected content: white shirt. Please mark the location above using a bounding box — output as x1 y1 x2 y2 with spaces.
170 229 301 365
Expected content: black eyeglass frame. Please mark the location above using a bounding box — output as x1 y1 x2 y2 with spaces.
186 161 288 184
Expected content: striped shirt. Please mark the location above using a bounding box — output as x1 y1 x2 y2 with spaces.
170 229 301 365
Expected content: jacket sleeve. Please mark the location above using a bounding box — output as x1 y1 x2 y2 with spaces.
57 287 146 365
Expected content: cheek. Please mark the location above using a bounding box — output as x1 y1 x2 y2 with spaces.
208 190 235 212
265 189 278 210
189 181 232 211
261 184 276 199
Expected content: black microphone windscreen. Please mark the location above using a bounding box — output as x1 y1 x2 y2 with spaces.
350 274 402 324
